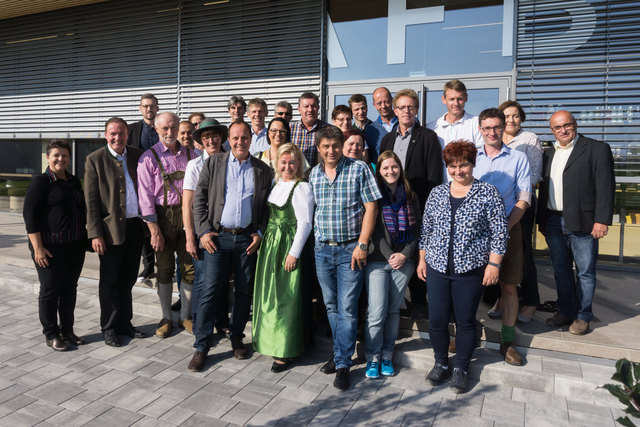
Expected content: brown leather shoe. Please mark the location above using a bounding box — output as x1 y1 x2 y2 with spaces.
46 336 69 352
500 342 523 366
179 318 193 335
546 313 574 327
188 351 207 372
156 318 172 338
231 338 248 359
569 319 590 335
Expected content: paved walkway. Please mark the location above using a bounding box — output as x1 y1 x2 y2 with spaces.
0 212 633 425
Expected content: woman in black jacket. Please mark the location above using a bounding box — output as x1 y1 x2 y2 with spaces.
23 139 87 351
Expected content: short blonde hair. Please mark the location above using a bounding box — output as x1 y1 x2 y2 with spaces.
392 89 419 109
274 143 305 182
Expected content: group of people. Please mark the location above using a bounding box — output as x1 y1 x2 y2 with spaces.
23 78 615 394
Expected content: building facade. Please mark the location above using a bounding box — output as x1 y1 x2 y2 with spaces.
0 0 638 263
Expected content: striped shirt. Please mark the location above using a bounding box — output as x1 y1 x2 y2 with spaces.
310 156 382 242
290 119 328 167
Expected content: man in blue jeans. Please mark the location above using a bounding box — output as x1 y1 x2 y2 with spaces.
309 125 381 390
189 121 272 372
538 110 615 335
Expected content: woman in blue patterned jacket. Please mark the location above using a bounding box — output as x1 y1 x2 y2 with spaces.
417 140 508 394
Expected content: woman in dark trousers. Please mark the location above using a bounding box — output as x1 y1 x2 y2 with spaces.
23 139 87 351
417 140 508 393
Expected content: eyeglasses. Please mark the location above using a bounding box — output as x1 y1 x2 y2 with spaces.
395 105 417 113
480 125 505 133
275 111 292 117
269 129 287 136
551 122 575 132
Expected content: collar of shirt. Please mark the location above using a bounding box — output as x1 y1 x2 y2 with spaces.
45 166 63 183
320 155 347 176
252 126 267 137
436 111 473 128
107 144 127 159
229 152 253 167
156 141 185 157
395 123 415 138
554 136 577 150
142 121 154 130
478 142 510 159
376 115 398 126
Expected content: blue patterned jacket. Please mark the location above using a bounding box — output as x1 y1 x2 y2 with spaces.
419 179 508 274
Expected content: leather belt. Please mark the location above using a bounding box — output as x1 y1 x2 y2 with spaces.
548 210 563 216
323 238 357 247
222 227 250 235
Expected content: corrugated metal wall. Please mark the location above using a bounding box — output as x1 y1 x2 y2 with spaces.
515 0 640 161
0 0 322 139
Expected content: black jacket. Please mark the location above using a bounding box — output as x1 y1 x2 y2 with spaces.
380 124 443 211
537 134 615 233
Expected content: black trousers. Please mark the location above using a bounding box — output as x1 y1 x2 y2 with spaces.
99 219 143 332
31 240 86 339
520 196 540 306
141 229 155 272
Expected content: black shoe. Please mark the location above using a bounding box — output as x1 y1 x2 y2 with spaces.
188 351 207 372
171 299 181 312
231 337 248 359
425 362 451 386
60 332 86 345
103 329 121 347
46 336 69 352
333 368 350 391
449 368 469 394
320 354 336 374
119 326 146 339
271 360 291 373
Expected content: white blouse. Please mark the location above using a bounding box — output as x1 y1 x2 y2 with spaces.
267 179 315 258
506 130 543 186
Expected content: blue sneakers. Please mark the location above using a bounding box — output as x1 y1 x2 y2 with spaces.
365 361 380 379
380 359 395 376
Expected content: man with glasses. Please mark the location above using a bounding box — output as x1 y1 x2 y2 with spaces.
380 89 443 320
474 108 531 366
538 110 614 336
274 100 293 123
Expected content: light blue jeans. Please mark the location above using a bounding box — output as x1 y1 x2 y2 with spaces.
315 241 363 370
364 259 414 363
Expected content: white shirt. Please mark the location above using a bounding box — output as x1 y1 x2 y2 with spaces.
547 138 576 211
267 180 314 258
427 111 484 181
184 151 210 192
107 145 139 218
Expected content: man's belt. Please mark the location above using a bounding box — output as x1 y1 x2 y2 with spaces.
548 210 563 216
323 238 357 247
222 226 250 235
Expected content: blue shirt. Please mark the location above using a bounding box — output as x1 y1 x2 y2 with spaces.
310 156 382 242
140 121 159 152
220 154 255 229
364 116 398 161
473 144 531 217
250 126 269 156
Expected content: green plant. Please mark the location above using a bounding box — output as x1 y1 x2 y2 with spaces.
601 358 640 427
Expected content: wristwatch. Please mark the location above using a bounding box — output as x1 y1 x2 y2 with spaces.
358 242 368 251
488 261 501 269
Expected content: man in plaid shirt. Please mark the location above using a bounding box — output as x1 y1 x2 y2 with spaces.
290 92 328 167
309 125 381 391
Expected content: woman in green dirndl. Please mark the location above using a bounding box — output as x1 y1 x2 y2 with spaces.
252 143 314 372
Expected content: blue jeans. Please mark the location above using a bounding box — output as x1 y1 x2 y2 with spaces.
191 248 205 325
426 265 484 371
364 260 414 363
543 213 598 322
315 241 363 370
194 232 256 352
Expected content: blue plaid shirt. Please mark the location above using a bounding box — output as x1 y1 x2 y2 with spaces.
310 156 382 242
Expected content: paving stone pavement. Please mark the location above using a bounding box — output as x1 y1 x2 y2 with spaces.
0 270 630 426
